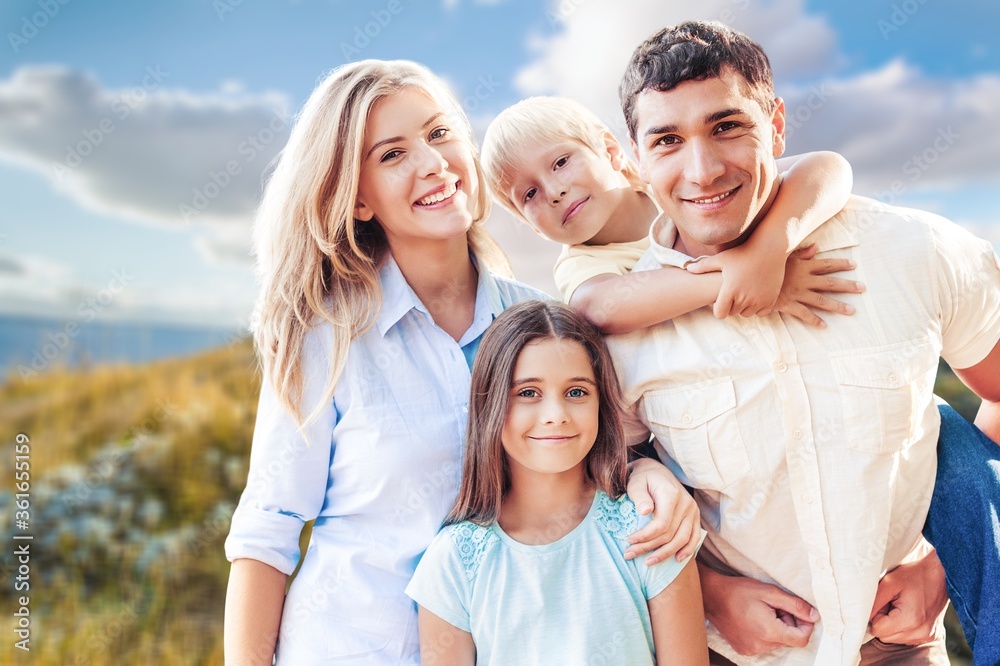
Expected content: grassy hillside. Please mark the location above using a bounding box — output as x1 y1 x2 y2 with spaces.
0 342 976 664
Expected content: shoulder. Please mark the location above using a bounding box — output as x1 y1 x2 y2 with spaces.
592 491 646 542
436 521 501 582
493 274 552 305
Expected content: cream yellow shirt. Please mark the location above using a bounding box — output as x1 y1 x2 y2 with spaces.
552 237 650 303
607 196 1000 665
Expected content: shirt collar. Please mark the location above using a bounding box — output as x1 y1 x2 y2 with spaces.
375 252 505 338
646 209 860 268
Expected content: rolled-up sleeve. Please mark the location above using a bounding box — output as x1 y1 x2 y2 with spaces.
225 323 337 574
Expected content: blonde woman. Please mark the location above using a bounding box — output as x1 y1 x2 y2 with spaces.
223 59 701 665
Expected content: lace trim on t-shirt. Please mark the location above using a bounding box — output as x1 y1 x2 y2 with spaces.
595 493 639 541
449 522 500 582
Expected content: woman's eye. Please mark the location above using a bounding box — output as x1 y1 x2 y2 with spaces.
380 149 403 163
567 388 588 398
430 127 450 140
523 188 537 203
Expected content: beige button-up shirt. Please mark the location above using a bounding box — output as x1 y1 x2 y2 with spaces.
608 196 1000 665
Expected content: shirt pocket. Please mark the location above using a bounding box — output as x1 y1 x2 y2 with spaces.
643 377 751 491
830 338 938 455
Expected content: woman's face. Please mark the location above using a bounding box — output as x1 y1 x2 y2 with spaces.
354 87 478 250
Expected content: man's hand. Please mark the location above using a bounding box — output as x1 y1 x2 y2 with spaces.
700 562 819 656
624 458 701 565
868 548 948 644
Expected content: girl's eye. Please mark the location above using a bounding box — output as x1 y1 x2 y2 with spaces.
554 155 568 169
516 388 539 398
523 188 537 203
429 127 450 140
380 149 403 163
567 388 588 398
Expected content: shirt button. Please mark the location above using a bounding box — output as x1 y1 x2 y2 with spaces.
801 494 813 504
792 429 803 439
777 362 788 373
826 627 843 638
682 414 692 424
814 558 826 571
888 373 899 385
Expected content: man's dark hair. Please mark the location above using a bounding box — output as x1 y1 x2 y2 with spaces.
619 21 776 140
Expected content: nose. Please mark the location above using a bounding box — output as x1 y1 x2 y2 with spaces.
540 396 570 425
684 138 725 186
544 182 567 205
415 141 448 177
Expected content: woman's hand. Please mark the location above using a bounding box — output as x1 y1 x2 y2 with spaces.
624 457 701 565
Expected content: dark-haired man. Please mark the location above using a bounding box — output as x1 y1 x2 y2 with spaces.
609 20 1000 665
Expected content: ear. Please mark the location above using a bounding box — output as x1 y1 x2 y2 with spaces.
630 137 650 183
770 97 787 159
602 131 627 172
354 198 375 222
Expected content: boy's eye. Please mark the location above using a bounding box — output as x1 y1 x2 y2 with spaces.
380 149 403 162
567 388 588 398
554 155 568 169
523 188 537 203
429 126 450 140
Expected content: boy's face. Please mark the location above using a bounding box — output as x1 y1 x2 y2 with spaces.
631 68 785 257
505 137 630 246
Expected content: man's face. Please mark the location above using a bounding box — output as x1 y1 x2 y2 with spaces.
631 68 786 256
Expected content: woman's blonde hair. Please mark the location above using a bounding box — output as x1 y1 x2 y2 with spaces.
253 59 510 428
480 96 647 217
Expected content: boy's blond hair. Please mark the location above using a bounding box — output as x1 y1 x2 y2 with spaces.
481 96 647 219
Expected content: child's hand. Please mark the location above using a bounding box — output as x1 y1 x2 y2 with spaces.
624 458 701 565
687 241 784 320
774 244 865 327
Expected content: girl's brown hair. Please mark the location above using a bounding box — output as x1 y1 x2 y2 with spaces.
446 300 628 526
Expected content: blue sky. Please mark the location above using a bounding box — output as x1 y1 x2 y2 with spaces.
1 0 998 327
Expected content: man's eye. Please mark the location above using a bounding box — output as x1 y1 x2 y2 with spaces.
716 122 740 133
654 135 679 147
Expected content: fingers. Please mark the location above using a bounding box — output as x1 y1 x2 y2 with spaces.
790 243 818 260
642 516 698 565
810 275 865 295
714 293 735 319
764 588 820 625
868 577 900 623
803 257 857 276
779 301 826 328
766 620 813 648
686 256 722 274
799 291 855 315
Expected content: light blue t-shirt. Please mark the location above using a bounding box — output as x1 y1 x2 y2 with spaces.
406 490 702 665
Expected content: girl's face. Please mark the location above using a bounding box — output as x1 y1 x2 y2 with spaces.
501 337 600 479
505 136 631 246
354 87 478 250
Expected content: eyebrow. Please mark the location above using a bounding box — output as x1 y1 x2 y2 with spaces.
365 112 447 161
512 377 597 386
643 107 748 138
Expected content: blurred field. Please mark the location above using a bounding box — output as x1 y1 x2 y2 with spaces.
0 344 978 664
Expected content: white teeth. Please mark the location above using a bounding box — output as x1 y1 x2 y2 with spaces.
691 190 734 204
416 182 457 206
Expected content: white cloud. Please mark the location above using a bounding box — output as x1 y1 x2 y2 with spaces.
0 66 292 264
